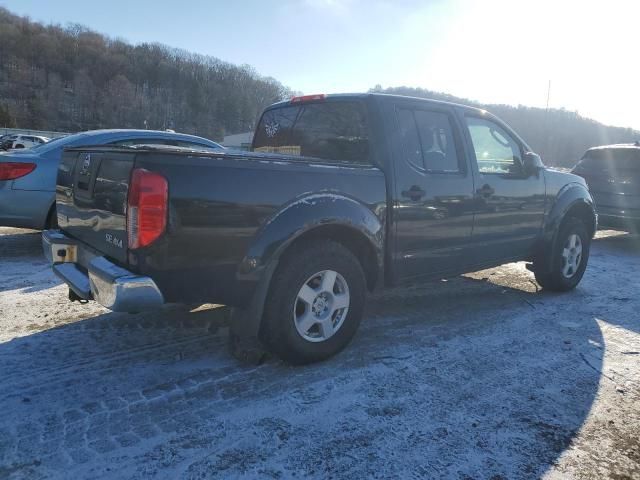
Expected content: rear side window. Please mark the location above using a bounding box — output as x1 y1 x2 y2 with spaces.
580 148 640 171
396 107 462 173
253 101 370 164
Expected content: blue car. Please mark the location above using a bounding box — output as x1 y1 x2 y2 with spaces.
0 129 222 229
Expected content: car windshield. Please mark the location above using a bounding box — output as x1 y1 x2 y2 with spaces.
29 133 87 154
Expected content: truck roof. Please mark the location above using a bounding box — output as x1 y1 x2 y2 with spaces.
266 92 488 116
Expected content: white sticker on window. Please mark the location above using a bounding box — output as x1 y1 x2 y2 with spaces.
265 120 279 138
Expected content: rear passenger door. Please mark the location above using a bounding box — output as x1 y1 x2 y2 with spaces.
391 102 476 280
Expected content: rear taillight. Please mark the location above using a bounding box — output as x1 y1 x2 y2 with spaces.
127 168 168 249
0 162 36 180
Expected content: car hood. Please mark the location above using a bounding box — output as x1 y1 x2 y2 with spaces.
544 167 588 196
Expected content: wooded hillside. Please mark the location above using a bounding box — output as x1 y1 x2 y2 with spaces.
371 86 639 167
0 8 291 140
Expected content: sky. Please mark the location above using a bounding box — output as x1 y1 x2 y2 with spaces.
3 0 640 129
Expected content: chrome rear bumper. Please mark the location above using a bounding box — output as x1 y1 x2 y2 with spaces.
42 230 164 312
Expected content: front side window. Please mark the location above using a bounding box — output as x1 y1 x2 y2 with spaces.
465 117 522 175
253 102 370 164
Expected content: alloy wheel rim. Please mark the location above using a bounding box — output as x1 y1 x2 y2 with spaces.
561 233 582 278
293 270 350 342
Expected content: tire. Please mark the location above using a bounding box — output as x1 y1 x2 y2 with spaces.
535 217 590 292
260 240 366 365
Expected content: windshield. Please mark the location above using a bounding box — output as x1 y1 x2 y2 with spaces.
29 133 87 154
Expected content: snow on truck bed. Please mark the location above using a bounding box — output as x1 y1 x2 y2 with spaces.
0 227 638 479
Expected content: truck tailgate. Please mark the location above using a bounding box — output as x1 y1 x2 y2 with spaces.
56 149 135 265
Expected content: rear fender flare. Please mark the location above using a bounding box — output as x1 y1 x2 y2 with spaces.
232 193 385 337
241 192 384 280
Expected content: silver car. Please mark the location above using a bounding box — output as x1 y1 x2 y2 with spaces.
0 129 223 229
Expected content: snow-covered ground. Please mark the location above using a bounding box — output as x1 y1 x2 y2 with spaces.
0 227 638 479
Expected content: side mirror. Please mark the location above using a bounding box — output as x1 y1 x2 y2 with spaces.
523 152 544 177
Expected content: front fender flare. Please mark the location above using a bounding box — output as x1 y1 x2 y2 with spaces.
536 183 596 272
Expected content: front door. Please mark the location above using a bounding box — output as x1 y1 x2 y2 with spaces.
391 103 476 280
462 114 546 262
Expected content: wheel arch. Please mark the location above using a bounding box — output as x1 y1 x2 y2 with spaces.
276 223 381 292
240 192 385 290
230 193 385 338
536 183 596 273
563 201 597 238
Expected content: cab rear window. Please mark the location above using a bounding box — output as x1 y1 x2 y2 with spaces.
252 101 370 164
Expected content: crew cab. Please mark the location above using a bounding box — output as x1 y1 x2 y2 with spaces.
43 93 597 364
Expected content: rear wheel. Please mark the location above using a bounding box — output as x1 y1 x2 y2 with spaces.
535 217 590 291
261 240 366 365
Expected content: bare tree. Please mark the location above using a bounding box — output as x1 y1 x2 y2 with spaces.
0 7 292 140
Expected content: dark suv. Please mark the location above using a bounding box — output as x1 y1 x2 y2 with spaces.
572 143 640 231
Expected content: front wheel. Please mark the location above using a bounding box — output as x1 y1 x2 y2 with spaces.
535 217 590 291
260 240 366 365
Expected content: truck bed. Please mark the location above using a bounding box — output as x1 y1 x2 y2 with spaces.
56 145 386 305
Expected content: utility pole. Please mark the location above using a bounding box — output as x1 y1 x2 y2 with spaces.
545 80 551 112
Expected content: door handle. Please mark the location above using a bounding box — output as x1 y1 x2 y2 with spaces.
476 184 495 198
402 185 426 201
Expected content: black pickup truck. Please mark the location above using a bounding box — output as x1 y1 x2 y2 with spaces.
44 93 597 364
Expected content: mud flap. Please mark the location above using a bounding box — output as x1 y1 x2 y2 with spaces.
228 260 277 365
229 313 269 365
